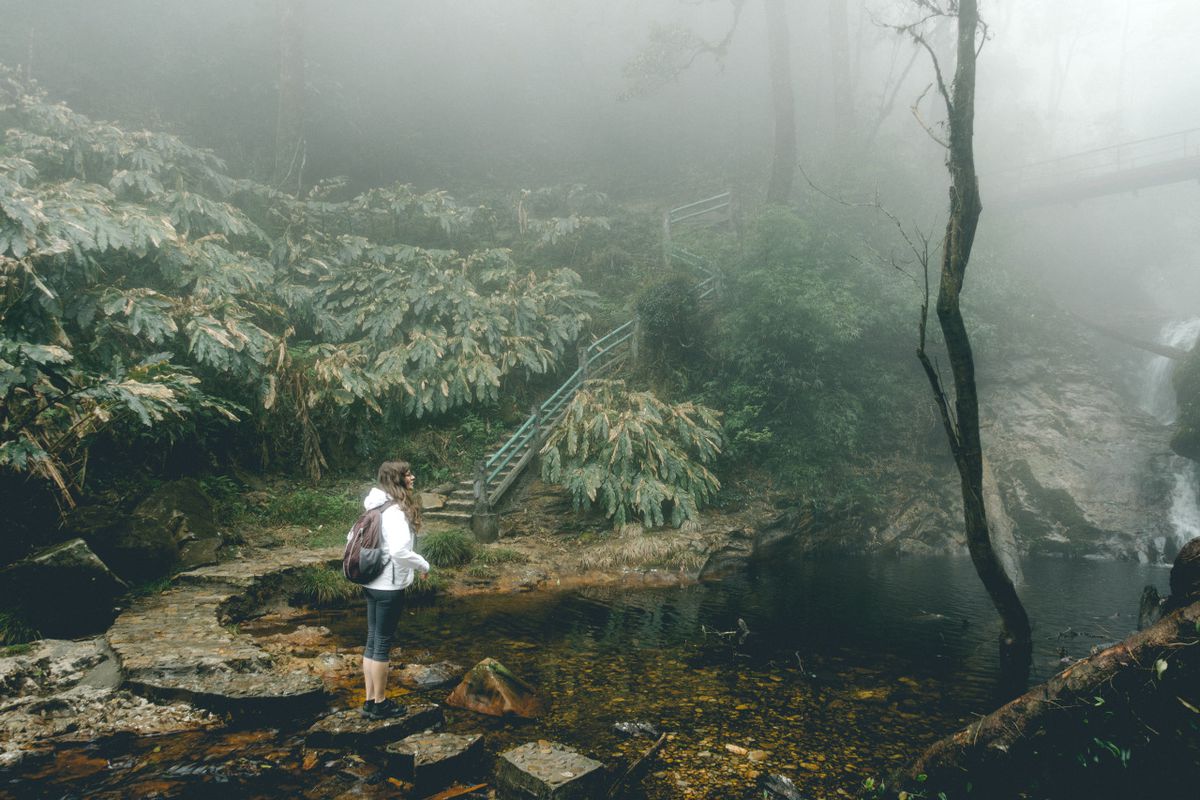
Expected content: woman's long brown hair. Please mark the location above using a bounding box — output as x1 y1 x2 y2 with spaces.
377 460 422 532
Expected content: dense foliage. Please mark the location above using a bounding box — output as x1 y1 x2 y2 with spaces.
657 207 928 505
540 378 721 528
0 69 595 502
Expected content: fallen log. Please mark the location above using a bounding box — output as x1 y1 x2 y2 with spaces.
898 594 1200 798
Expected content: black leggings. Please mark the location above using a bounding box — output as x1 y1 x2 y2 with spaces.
363 587 405 661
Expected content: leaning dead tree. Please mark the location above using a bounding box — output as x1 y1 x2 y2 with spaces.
902 0 1033 676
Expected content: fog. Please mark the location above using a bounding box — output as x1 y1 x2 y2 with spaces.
2 0 1197 318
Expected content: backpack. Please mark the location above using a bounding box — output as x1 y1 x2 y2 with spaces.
342 500 396 584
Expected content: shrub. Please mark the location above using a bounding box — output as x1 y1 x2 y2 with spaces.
416 529 475 567
540 378 721 528
260 488 359 529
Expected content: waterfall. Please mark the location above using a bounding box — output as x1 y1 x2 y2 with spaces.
1142 318 1200 558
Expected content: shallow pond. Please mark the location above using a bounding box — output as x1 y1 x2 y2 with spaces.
1 553 1170 799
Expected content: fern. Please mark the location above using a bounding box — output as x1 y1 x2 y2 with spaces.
540 379 722 528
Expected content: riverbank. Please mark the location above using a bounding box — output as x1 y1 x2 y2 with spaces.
0 475 777 778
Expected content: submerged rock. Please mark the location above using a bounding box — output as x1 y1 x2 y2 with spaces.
495 741 604 800
396 661 464 688
304 703 442 748
446 658 546 718
612 721 660 739
758 772 805 799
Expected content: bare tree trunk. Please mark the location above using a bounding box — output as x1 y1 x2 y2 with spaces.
827 0 853 142
915 0 1033 680
764 0 796 204
273 0 306 192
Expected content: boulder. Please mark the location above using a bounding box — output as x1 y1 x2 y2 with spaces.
495 741 605 800
0 638 112 699
445 658 546 718
0 539 126 637
304 703 443 748
69 480 223 583
396 661 464 689
1166 536 1200 612
418 492 447 511
385 731 484 786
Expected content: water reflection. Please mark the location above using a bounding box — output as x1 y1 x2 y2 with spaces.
1 554 1170 800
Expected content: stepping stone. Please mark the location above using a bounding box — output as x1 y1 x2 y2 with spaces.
385 732 484 785
496 741 605 800
304 703 443 748
396 661 464 689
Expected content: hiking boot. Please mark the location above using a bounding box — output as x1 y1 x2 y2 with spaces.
364 698 404 720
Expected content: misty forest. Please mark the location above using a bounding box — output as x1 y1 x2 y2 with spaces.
1 1 1199 798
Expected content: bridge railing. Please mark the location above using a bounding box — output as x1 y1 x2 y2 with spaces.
1004 127 1200 193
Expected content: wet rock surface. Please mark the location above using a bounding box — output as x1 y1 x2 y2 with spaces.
496 741 605 800
304 702 442 748
385 731 483 783
446 657 546 718
0 638 219 769
105 548 340 715
395 660 464 688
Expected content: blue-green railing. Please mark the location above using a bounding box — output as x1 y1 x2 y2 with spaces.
472 195 727 510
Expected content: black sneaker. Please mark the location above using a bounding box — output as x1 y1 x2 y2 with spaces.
359 701 372 718
364 698 403 720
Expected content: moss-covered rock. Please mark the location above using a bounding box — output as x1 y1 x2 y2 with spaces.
1170 346 1200 462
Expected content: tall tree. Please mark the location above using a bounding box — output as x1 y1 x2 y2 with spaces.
905 0 1033 679
764 0 797 203
827 0 854 142
273 0 306 191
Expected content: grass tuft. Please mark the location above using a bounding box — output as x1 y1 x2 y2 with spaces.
292 566 360 606
473 546 529 566
576 531 707 573
405 572 449 599
0 609 40 646
416 529 476 568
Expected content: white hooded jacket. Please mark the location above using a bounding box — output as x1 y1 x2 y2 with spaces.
352 487 430 591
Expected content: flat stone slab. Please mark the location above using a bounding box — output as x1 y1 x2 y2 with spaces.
385 731 483 784
304 703 443 748
496 741 605 800
105 550 339 716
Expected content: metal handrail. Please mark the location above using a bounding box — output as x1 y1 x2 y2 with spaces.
473 193 728 510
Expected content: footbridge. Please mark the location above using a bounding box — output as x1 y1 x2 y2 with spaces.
993 127 1200 208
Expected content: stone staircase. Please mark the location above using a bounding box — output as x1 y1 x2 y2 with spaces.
423 435 539 527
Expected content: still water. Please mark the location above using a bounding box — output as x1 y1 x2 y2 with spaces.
1 554 1170 799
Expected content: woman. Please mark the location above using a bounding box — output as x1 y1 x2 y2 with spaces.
356 460 430 719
